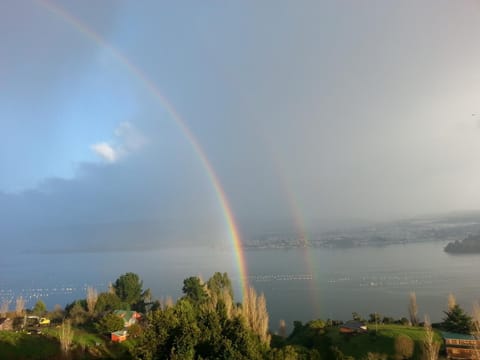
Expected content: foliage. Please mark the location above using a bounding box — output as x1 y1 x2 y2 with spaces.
422 316 440 360
363 352 388 360
32 299 47 316
15 296 25 316
49 304 65 323
441 304 473 334
0 330 59 359
369 313 381 324
352 312 362 321
332 345 355 360
128 323 143 339
325 324 439 360
408 292 418 326
394 334 414 359
59 319 74 357
0 300 8 317
86 286 98 315
66 301 88 326
113 272 144 305
132 273 269 360
95 292 124 313
206 272 234 299
182 276 208 304
95 313 125 334
241 286 271 345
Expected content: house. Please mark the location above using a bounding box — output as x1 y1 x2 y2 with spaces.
442 332 480 359
113 310 141 327
111 330 128 343
339 321 368 334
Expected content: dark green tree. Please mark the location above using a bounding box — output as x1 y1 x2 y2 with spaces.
95 292 124 313
182 276 207 304
32 299 47 316
113 272 143 305
442 304 474 334
67 301 88 326
207 272 234 299
95 313 125 334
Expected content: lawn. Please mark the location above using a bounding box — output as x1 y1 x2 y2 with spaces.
0 330 60 359
327 324 443 360
0 328 130 359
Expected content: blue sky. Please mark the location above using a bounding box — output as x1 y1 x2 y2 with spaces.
1 1 480 251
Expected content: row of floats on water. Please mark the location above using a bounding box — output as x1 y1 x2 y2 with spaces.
249 274 313 282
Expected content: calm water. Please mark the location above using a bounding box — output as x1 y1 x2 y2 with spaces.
2 242 480 330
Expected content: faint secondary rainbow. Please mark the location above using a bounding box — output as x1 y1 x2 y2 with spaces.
35 0 249 299
262 136 322 317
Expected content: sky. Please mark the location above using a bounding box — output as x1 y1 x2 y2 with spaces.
1 0 480 252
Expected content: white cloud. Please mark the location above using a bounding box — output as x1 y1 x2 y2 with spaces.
91 142 117 162
91 122 147 163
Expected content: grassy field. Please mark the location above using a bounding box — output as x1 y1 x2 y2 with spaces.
327 324 444 360
0 327 130 360
0 330 60 359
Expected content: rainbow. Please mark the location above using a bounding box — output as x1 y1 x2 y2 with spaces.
34 0 249 299
262 137 322 317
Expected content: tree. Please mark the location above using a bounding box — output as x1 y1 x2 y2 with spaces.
352 312 363 321
423 316 439 360
442 304 473 334
86 287 98 315
408 292 418 326
59 319 74 358
279 319 287 338
448 293 457 311
0 300 9 317
241 286 270 345
182 276 208 304
369 313 381 324
207 272 234 299
95 292 123 313
395 334 414 360
96 313 125 334
132 273 269 360
32 299 47 316
113 272 143 305
472 302 480 360
15 296 25 317
68 301 88 326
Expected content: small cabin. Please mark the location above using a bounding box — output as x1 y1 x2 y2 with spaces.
113 310 141 327
339 321 368 334
442 332 480 359
111 330 128 343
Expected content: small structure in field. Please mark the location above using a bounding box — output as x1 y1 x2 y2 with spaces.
113 310 141 328
442 332 480 359
111 330 128 343
339 320 368 334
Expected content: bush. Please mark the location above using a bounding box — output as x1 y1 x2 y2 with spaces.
95 313 124 334
394 334 414 360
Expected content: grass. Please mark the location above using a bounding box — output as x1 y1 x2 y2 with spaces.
326 324 443 360
0 327 130 359
0 330 60 359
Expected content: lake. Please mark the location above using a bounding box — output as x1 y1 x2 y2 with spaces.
1 241 480 331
